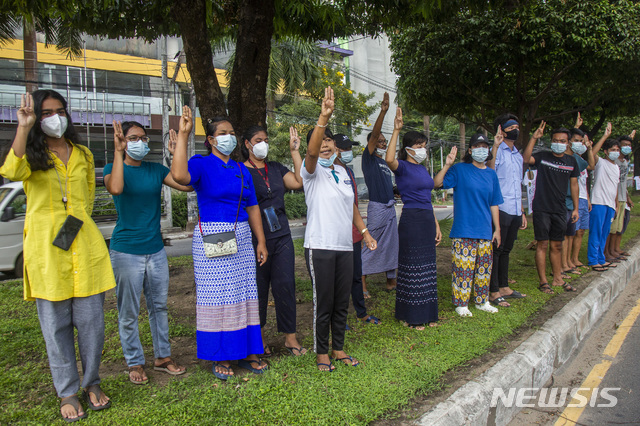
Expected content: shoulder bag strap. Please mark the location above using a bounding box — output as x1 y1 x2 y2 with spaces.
233 162 244 232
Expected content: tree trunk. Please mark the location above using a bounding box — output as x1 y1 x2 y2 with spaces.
227 0 275 138
23 19 38 93
172 0 227 127
266 94 276 122
459 121 466 159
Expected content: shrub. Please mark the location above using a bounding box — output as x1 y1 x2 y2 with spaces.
284 192 307 219
172 190 188 229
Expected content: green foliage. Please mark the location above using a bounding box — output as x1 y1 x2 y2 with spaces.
284 192 306 219
390 0 640 141
171 190 188 230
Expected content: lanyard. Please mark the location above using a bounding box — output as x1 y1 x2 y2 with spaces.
51 144 70 210
248 159 271 197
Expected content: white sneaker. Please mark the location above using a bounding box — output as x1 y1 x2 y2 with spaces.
476 302 498 313
455 306 473 317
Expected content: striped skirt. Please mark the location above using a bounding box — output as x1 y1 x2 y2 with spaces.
193 220 263 361
395 208 439 325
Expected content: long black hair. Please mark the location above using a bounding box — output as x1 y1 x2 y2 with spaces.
1 89 83 171
398 131 428 161
240 125 267 160
204 116 233 155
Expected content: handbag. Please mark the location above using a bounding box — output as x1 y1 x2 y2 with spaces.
199 163 244 258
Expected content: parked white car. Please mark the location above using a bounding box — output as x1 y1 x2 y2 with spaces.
0 181 115 278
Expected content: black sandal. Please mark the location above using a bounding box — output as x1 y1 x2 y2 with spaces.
539 283 554 294
562 282 577 292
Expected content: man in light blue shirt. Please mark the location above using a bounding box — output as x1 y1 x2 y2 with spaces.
486 114 528 307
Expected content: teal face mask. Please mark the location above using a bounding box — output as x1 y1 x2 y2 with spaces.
621 146 632 156
318 152 337 168
341 151 353 164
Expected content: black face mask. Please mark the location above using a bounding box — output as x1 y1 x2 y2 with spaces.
505 129 519 141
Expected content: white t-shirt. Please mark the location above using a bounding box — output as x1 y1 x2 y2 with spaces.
615 158 629 202
591 159 620 210
578 168 589 200
301 161 354 251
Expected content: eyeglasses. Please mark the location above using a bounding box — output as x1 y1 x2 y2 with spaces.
127 136 149 143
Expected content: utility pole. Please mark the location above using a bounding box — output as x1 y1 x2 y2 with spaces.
161 37 173 228
186 84 198 232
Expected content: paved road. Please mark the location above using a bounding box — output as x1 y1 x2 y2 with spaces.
510 270 640 425
164 205 454 257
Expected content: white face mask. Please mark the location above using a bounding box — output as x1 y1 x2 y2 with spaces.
376 148 387 157
252 141 269 160
471 147 489 163
41 114 68 139
571 142 587 155
406 147 427 163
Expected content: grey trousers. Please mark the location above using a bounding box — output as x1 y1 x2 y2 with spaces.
36 293 106 398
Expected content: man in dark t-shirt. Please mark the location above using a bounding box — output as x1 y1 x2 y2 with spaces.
523 124 580 293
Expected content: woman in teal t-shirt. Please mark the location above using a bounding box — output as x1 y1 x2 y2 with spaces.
104 121 192 385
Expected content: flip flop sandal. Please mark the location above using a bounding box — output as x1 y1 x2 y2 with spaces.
82 384 112 411
212 362 234 380
563 282 578 292
508 278 517 285
502 290 526 299
620 251 631 256
128 365 149 385
363 291 371 299
238 359 269 374
259 344 273 358
591 266 608 272
332 355 360 367
616 256 628 261
60 395 88 423
317 362 335 372
603 262 617 268
489 296 510 307
360 315 381 324
564 268 582 275
539 283 554 294
285 346 307 356
154 358 186 375
606 258 622 263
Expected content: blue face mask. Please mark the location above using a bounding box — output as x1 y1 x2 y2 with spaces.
551 142 567 154
621 146 632 156
608 151 620 161
471 147 489 163
214 134 237 155
126 140 150 161
341 151 353 164
318 152 337 168
571 142 587 155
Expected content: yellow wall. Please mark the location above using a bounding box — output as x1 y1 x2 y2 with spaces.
0 39 228 88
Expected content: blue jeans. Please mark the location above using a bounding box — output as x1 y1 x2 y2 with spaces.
110 248 171 367
36 293 106 398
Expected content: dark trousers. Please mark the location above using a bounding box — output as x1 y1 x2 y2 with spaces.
255 235 296 334
490 210 522 292
305 248 353 355
351 241 367 319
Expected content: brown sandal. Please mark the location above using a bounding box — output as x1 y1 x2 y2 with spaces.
128 365 149 385
539 283 554 294
154 358 186 376
60 395 88 423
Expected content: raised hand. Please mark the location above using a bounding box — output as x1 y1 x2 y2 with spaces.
629 129 636 140
168 129 178 155
179 105 193 134
394 107 404 131
575 112 583 129
494 125 504 146
603 122 612 138
17 93 36 129
320 87 335 119
381 92 390 112
583 134 592 149
532 121 546 139
289 126 300 151
112 121 127 152
445 146 458 166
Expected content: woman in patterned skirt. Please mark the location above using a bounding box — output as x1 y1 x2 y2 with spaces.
434 133 503 317
171 106 269 380
385 107 442 329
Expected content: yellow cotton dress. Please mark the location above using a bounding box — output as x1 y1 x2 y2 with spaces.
0 144 115 301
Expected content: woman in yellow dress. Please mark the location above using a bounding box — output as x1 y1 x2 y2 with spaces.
0 90 116 422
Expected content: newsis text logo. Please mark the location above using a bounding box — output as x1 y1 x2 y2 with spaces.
490 387 620 408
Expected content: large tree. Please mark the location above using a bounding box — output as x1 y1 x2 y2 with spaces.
390 0 640 146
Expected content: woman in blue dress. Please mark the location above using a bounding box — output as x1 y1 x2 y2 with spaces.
171 106 269 380
385 108 442 329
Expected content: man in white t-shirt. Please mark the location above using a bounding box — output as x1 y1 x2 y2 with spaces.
586 122 620 271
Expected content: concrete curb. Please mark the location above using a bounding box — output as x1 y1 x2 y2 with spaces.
415 245 640 426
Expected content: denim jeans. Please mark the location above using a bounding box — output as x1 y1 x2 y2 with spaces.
36 293 106 398
110 248 171 367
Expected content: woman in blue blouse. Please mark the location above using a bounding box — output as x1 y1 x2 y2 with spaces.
385 108 442 329
171 106 268 380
